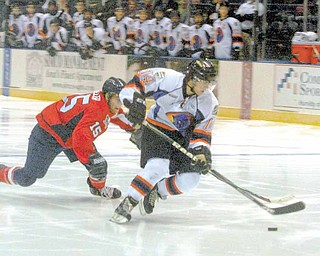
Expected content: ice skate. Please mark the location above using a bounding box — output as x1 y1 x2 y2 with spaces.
110 196 139 224
87 178 121 199
139 184 164 216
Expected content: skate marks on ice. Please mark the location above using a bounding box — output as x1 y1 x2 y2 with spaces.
0 97 320 256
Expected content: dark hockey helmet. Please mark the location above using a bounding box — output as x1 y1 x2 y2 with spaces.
102 77 126 95
186 59 216 84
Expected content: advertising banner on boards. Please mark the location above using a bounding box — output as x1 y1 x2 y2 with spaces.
274 65 320 113
10 50 127 94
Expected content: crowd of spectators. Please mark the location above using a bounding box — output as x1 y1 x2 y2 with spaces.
0 0 318 61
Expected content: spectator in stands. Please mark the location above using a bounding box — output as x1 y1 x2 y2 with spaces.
38 0 72 40
234 0 265 60
6 3 25 48
153 0 179 18
131 8 150 55
166 10 190 57
77 20 110 59
187 10 214 58
189 0 209 25
213 2 243 60
107 6 134 54
207 0 232 24
72 0 85 25
143 0 153 19
46 18 68 56
99 0 118 22
179 0 189 24
127 0 139 19
74 7 104 45
22 1 44 49
148 5 171 55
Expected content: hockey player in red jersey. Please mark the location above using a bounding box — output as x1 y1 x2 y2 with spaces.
0 77 134 199
110 59 219 223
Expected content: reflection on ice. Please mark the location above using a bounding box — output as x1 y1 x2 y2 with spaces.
0 96 319 256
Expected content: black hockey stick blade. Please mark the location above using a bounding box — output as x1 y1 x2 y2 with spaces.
209 170 294 203
209 170 306 215
269 201 306 215
226 184 306 215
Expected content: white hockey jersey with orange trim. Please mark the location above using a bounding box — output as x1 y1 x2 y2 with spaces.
119 68 219 149
213 17 243 59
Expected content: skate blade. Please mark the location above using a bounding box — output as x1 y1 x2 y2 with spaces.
109 212 130 224
138 200 147 216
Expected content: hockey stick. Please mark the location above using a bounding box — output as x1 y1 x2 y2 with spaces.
143 121 293 203
143 121 305 215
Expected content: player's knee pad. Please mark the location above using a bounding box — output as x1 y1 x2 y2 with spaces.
141 158 169 184
175 172 200 193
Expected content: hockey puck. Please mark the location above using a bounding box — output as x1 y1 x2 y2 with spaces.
268 227 278 231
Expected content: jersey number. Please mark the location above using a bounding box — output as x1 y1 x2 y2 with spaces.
90 121 102 138
60 94 90 113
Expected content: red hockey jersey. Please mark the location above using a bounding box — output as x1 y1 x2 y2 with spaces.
36 91 133 164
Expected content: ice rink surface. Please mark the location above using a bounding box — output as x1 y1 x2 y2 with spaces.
0 96 319 256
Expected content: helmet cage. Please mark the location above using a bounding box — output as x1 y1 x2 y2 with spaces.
102 77 126 95
188 60 217 90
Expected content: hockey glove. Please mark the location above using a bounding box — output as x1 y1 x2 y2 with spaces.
124 92 146 126
46 46 57 57
87 152 108 180
79 47 93 60
189 146 212 174
91 39 102 51
34 39 45 50
231 47 241 60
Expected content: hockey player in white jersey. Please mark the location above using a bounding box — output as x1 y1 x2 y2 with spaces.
6 3 25 48
72 0 85 25
22 1 44 49
110 59 219 223
188 11 214 57
74 8 104 44
39 0 72 39
130 8 150 56
166 10 190 57
213 3 243 60
148 6 172 54
77 21 110 59
46 18 68 56
107 6 134 54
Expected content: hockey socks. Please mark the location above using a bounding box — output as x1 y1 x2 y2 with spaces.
0 165 19 185
88 176 105 190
